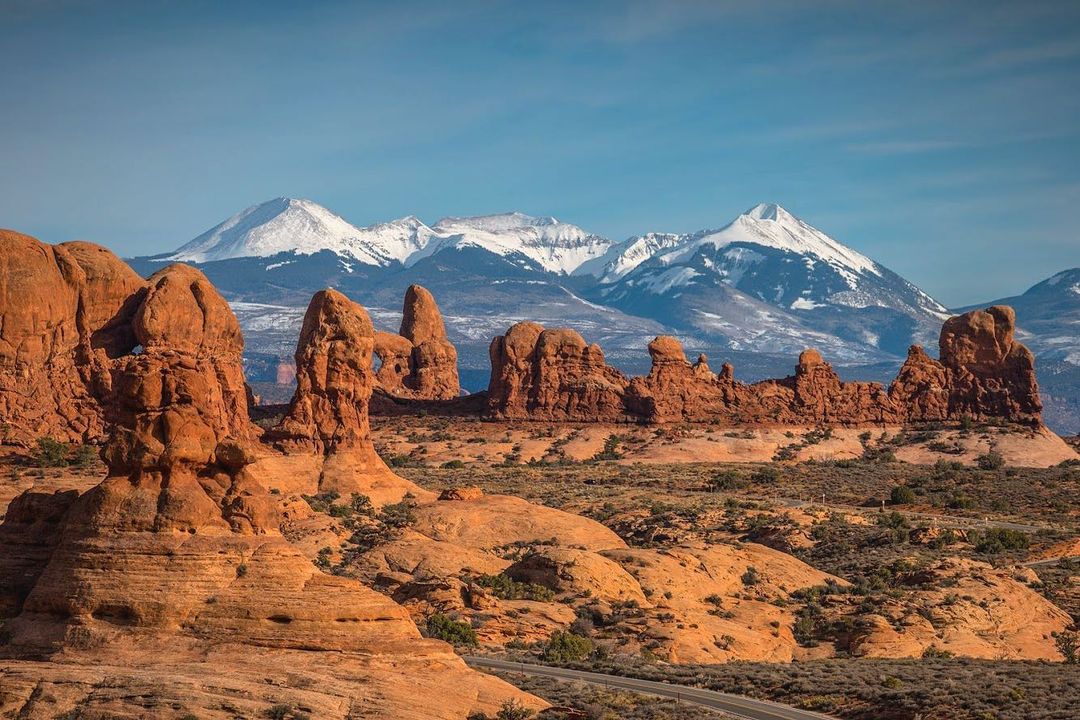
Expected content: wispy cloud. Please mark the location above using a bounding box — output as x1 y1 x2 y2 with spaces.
845 139 969 155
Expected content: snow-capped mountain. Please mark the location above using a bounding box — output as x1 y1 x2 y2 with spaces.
424 212 614 274
165 200 611 276
141 197 955 362
167 197 438 266
574 231 692 282
585 203 950 357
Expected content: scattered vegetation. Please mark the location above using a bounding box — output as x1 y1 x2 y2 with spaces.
425 613 478 646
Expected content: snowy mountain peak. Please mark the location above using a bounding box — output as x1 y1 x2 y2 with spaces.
428 211 614 274
745 202 788 222
166 198 439 267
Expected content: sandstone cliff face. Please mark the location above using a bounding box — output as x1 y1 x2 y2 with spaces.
373 284 460 400
488 322 631 421
0 231 144 444
489 307 1044 426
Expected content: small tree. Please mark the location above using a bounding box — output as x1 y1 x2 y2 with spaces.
425 613 478 646
33 436 69 467
889 485 916 505
976 451 1005 470
542 630 593 663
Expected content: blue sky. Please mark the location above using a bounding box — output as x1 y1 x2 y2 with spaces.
2 0 1078 305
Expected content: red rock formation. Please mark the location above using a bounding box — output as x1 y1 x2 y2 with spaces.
373 284 460 400
939 305 1041 422
488 321 631 421
625 336 739 422
0 230 144 444
489 307 1043 426
271 288 376 454
0 272 534 718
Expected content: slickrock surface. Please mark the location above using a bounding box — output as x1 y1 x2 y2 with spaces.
0 274 537 719
373 284 460 400
847 558 1070 660
0 230 144 444
488 306 1045 426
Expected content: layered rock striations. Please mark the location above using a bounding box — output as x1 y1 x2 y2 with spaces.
373 284 460 400
0 271 534 718
489 306 1044 426
488 321 632 421
0 230 145 444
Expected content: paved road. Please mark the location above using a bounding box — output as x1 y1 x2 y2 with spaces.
466 657 836 720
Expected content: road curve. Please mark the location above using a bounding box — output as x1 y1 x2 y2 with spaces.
466 656 837 720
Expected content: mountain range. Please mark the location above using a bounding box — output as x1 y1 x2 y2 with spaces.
129 197 1080 433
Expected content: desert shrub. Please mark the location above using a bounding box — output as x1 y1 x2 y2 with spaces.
1053 629 1078 664
496 699 535 720
741 566 761 586
441 459 466 469
750 465 780 484
708 469 747 491
378 499 417 529
976 451 1005 470
266 704 293 720
475 573 555 602
971 528 1029 554
72 444 98 469
922 645 954 659
32 436 70 467
543 630 594 663
425 613 477 646
591 435 624 461
889 485 917 505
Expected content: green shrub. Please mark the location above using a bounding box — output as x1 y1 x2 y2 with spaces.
475 573 555 602
750 465 780 484
32 436 70 467
72 444 98 469
708 469 747 491
378 500 417 528
976 451 1005 470
542 630 594 663
889 485 916 505
496 699 535 720
1053 629 1078 664
441 459 466 469
971 528 1029 554
425 613 478 646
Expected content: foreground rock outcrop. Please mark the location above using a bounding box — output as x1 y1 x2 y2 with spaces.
0 273 535 718
373 284 460 400
488 306 1044 426
0 230 145 444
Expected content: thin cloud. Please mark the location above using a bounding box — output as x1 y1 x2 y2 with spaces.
845 139 969 155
